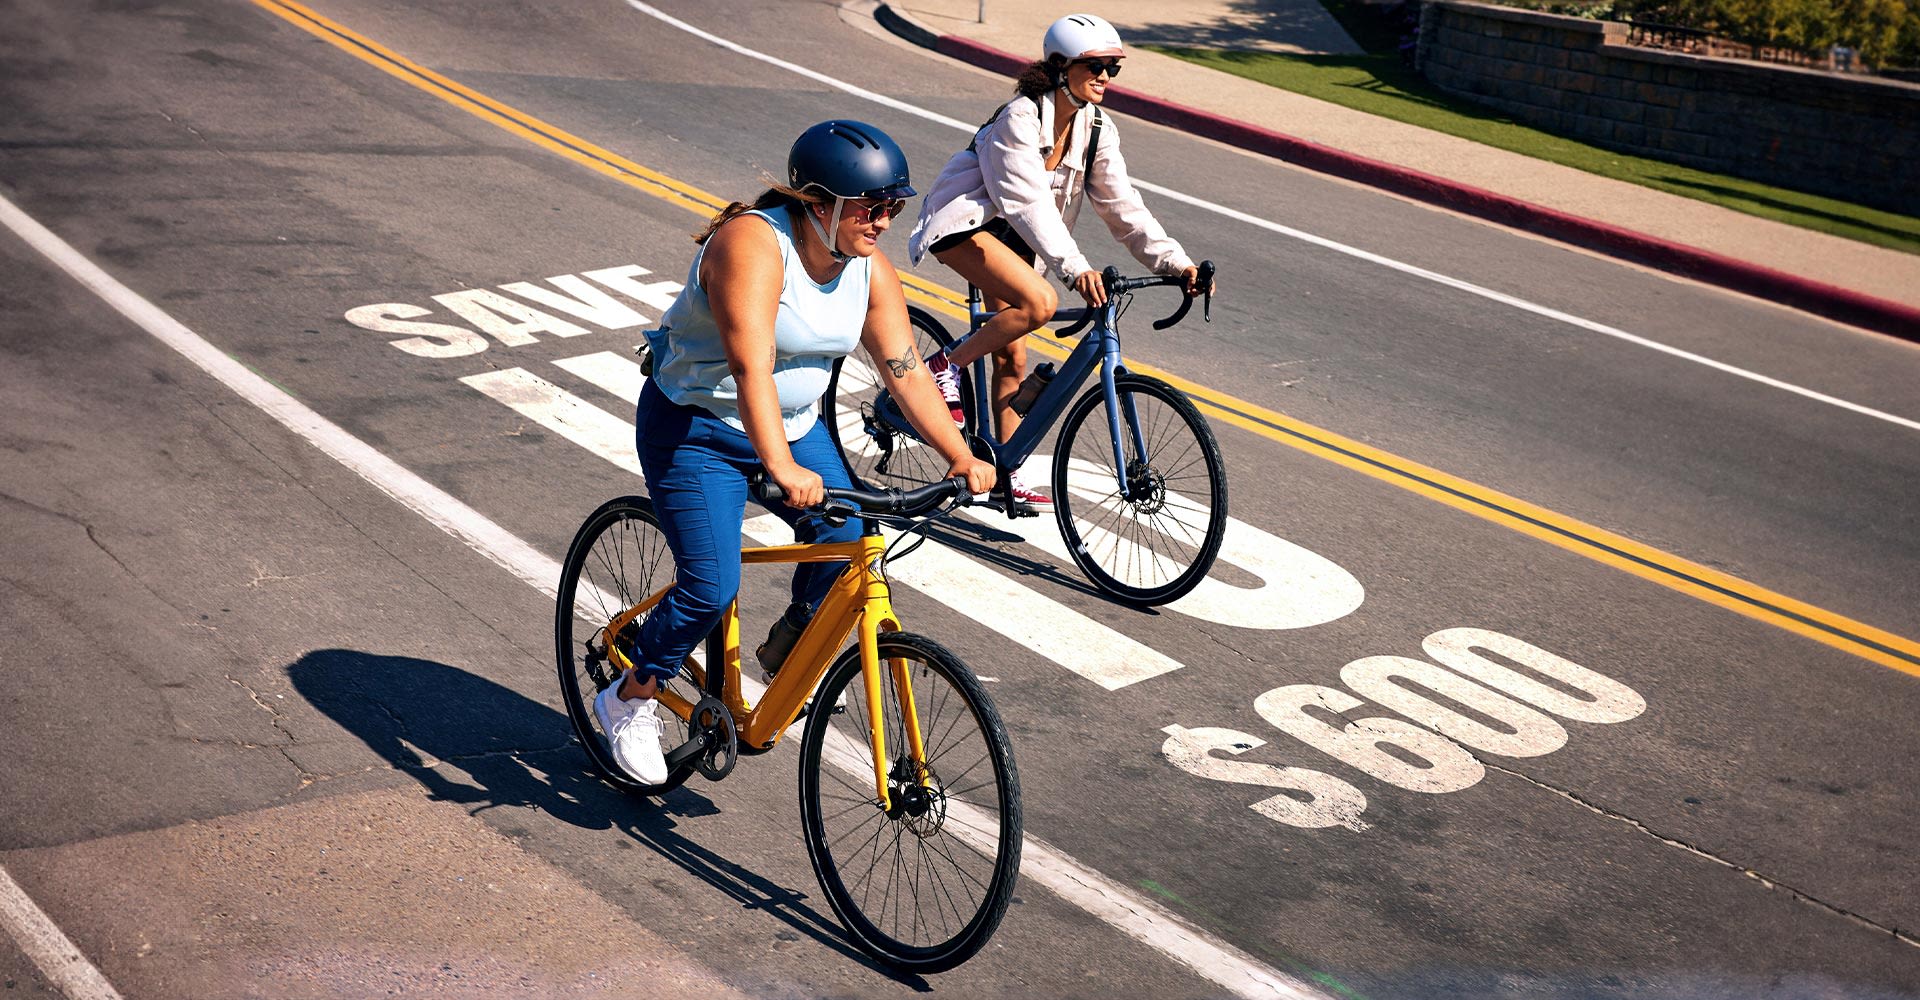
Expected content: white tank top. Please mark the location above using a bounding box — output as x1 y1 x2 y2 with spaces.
644 207 870 440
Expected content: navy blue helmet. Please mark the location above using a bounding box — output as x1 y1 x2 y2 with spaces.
788 120 916 201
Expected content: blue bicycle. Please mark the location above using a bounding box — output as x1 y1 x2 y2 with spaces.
825 263 1227 606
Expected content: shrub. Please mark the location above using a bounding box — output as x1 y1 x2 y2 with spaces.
1495 0 1920 66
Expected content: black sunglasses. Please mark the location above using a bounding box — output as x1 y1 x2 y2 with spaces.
845 198 907 222
1072 58 1123 78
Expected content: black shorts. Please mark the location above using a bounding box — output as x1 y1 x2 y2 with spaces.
928 216 1035 262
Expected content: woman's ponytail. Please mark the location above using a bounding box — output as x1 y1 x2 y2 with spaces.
692 183 820 244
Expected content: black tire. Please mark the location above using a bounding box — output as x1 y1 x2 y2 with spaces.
554 495 717 796
825 305 973 491
1051 373 1228 605
796 633 1021 973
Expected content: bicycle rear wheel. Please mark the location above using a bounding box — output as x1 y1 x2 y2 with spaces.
824 305 972 491
1052 373 1228 605
796 633 1021 973
554 495 715 796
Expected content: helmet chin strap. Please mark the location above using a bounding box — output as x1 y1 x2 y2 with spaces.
1063 84 1088 109
1050 72 1089 109
805 198 851 262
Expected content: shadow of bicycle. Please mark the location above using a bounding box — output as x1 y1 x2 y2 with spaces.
286 649 930 990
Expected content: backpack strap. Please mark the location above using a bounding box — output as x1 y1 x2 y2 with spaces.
964 97 1101 184
966 94 1044 155
1083 106 1104 181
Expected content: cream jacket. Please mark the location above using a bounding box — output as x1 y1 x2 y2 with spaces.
906 90 1193 284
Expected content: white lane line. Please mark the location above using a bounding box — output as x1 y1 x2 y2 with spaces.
552 350 647 405
1121 183 1920 435
461 368 642 475
624 0 1920 434
0 194 1312 998
0 868 124 1000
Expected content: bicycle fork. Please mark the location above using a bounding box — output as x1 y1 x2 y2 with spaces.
1095 328 1152 503
855 570 933 815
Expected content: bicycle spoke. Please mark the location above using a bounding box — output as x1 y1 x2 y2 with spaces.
1054 376 1227 603
556 498 704 796
799 635 1018 968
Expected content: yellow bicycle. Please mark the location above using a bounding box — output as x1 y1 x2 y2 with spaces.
554 477 1021 972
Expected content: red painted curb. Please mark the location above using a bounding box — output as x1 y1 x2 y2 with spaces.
928 33 1920 342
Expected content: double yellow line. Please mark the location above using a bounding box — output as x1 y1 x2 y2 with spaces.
254 0 1920 678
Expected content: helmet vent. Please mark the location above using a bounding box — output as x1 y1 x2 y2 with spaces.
828 124 879 150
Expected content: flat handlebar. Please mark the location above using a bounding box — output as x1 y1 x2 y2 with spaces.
749 474 969 522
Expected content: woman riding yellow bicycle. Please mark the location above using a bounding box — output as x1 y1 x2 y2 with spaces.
596 120 993 784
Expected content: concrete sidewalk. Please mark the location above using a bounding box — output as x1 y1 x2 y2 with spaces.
872 0 1920 336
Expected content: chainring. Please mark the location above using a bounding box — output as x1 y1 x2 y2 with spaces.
691 695 738 781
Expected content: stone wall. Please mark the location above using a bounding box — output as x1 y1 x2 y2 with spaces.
1414 0 1920 215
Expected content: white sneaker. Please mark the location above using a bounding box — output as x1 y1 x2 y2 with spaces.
1009 468 1053 510
593 672 668 784
925 350 965 427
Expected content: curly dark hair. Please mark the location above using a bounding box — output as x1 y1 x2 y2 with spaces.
1014 55 1070 98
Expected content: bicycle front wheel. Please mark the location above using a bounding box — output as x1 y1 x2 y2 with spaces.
824 306 972 491
1052 373 1228 605
796 633 1021 973
554 495 714 797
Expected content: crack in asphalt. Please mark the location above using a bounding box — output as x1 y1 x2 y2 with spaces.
163 377 541 665
1298 688 1919 949
155 109 230 159
224 673 312 785
275 744 578 800
1481 761 1920 949
244 558 305 588
1187 620 1259 666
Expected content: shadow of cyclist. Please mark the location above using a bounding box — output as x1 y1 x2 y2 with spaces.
910 518 1169 616
287 649 931 989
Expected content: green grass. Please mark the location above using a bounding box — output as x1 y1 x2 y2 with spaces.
1147 45 1920 255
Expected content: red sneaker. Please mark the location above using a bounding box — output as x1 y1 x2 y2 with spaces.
1008 469 1052 510
925 350 965 427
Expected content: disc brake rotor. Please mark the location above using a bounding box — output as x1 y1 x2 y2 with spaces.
885 755 948 837
1124 460 1167 515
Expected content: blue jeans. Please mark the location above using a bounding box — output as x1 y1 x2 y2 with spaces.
628 380 860 686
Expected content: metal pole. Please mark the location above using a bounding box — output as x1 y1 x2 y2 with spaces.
978 1 986 24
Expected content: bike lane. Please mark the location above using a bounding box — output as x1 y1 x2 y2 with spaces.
4 0 1917 997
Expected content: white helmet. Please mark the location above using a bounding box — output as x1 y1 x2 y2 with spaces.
1043 13 1124 61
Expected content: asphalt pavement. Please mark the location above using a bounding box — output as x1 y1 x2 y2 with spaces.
2 1 1917 998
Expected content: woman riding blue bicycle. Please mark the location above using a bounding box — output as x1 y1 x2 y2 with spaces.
596 120 994 784
906 12 1216 511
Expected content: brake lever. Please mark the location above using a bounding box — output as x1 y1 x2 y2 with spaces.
1197 260 1216 322
818 499 857 529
